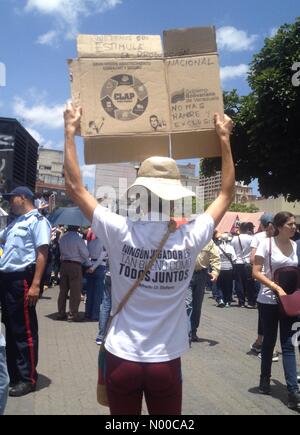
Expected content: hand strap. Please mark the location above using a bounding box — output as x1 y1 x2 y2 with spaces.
104 220 177 339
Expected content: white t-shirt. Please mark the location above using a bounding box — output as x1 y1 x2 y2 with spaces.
251 231 267 250
231 234 253 264
256 237 298 305
217 242 237 271
92 205 215 363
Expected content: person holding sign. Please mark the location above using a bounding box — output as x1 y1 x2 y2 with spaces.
63 102 235 415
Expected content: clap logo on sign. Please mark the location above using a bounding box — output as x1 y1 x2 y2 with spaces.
0 62 6 87
292 62 300 87
101 74 148 121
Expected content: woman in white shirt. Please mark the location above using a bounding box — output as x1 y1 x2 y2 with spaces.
253 212 300 410
63 103 235 415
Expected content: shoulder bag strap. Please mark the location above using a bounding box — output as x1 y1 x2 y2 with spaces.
104 220 177 339
219 245 234 267
238 236 246 264
269 237 273 278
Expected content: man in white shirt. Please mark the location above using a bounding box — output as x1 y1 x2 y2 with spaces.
63 102 235 415
58 226 91 322
231 222 256 307
215 234 237 308
85 230 107 321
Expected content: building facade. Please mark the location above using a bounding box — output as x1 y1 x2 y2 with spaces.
199 170 256 204
36 148 70 208
250 197 300 225
95 162 137 209
0 117 38 194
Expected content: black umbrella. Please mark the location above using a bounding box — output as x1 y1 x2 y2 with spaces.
49 207 91 227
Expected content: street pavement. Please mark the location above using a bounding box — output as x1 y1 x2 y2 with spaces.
3 286 300 415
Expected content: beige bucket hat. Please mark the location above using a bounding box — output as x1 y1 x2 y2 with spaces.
128 156 196 201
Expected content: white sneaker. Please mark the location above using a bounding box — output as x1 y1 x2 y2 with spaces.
258 351 279 363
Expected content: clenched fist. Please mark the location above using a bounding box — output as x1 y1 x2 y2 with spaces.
214 113 234 139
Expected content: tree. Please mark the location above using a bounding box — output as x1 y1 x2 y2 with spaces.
204 201 259 213
202 18 300 201
228 203 259 213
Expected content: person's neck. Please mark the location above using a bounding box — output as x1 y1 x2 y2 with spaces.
276 234 291 244
22 205 35 216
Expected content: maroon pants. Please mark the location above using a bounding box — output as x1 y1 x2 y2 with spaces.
106 352 182 415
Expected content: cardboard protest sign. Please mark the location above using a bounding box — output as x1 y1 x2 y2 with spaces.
69 27 224 164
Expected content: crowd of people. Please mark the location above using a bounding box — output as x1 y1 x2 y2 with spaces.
0 104 299 415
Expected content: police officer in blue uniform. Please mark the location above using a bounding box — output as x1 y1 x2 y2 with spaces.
0 187 51 397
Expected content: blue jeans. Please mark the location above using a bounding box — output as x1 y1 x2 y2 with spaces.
85 266 105 321
97 274 112 340
260 303 299 393
212 282 221 300
188 270 207 335
216 270 233 304
0 346 9 415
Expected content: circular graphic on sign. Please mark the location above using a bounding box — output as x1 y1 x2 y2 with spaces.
101 75 148 121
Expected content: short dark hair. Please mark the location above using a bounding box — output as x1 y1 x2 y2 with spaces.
239 222 249 234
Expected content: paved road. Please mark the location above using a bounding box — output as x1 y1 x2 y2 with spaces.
3 287 299 415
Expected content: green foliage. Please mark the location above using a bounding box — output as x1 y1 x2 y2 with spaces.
201 18 300 201
229 203 259 213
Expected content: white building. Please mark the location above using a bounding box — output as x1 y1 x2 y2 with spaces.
95 163 138 211
37 148 64 187
199 170 256 204
36 148 71 208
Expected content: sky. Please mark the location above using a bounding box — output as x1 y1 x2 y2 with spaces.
0 0 299 194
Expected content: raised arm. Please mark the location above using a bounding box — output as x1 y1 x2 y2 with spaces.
64 102 98 222
206 114 235 226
